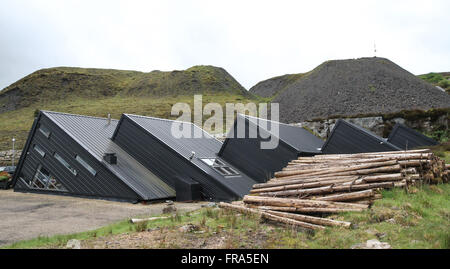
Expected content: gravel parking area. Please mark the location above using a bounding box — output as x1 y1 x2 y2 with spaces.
0 190 205 246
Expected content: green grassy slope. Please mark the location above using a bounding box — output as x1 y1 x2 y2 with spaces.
418 72 450 93
0 66 257 151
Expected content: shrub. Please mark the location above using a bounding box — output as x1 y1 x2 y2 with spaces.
438 79 450 89
134 221 148 232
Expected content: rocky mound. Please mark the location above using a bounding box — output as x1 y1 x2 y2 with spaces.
249 73 305 98
268 57 450 123
0 65 250 113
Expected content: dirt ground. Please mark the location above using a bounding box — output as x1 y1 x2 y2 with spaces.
79 223 273 249
0 190 205 246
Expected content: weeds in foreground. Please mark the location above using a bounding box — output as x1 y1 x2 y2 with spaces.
134 221 148 232
4 184 450 249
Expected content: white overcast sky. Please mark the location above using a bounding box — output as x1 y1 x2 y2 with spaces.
0 0 449 90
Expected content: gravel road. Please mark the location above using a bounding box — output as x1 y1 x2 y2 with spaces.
0 190 205 246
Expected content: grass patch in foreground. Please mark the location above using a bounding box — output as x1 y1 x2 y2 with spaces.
4 184 450 249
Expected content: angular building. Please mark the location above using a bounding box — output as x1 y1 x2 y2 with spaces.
321 119 401 154
12 111 257 202
12 111 175 202
387 123 438 150
218 114 324 182
111 114 257 201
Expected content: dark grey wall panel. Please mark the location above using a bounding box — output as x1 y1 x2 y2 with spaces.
388 123 438 150
112 117 237 201
322 120 401 154
219 115 323 182
219 132 298 182
14 114 140 201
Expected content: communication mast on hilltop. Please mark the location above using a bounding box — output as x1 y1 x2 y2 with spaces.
374 41 377 57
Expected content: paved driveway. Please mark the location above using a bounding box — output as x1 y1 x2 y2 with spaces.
0 190 205 246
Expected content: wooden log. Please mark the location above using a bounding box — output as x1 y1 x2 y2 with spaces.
253 175 359 189
258 173 402 190
250 178 356 194
258 182 393 197
243 195 369 209
274 164 402 181
355 173 403 183
298 149 431 157
394 182 406 188
290 155 429 165
248 205 366 213
287 157 399 168
315 189 374 202
398 159 431 167
275 160 398 178
406 174 421 181
130 216 170 223
218 202 325 230
401 168 417 174
351 199 375 205
263 210 352 228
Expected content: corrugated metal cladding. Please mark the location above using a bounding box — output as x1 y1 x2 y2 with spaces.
218 114 324 182
111 114 257 200
243 114 324 154
388 123 438 150
13 111 175 202
321 119 401 154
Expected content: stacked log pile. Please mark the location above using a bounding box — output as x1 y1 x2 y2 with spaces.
219 149 448 230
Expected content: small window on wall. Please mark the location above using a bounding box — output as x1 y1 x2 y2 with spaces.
38 125 51 138
75 155 97 176
33 144 45 157
54 152 77 176
200 158 240 177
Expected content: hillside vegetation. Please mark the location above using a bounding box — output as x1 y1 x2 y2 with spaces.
0 65 250 114
0 66 257 151
419 72 450 93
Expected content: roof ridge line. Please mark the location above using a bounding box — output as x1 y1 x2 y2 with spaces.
240 113 299 128
42 110 119 122
124 113 221 142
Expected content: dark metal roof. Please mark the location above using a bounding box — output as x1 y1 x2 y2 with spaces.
321 119 401 154
119 114 257 197
220 114 324 154
42 111 175 200
387 123 438 150
245 114 324 153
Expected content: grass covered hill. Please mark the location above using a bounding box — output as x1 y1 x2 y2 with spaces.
0 65 250 114
250 57 450 123
0 66 257 151
418 72 450 93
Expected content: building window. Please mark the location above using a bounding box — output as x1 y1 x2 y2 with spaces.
75 155 97 176
24 165 68 192
200 158 240 177
39 125 51 138
33 144 45 157
54 152 77 176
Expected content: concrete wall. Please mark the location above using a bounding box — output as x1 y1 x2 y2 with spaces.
293 114 449 140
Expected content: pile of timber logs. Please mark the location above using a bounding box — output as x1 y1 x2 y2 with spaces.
219 149 448 230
